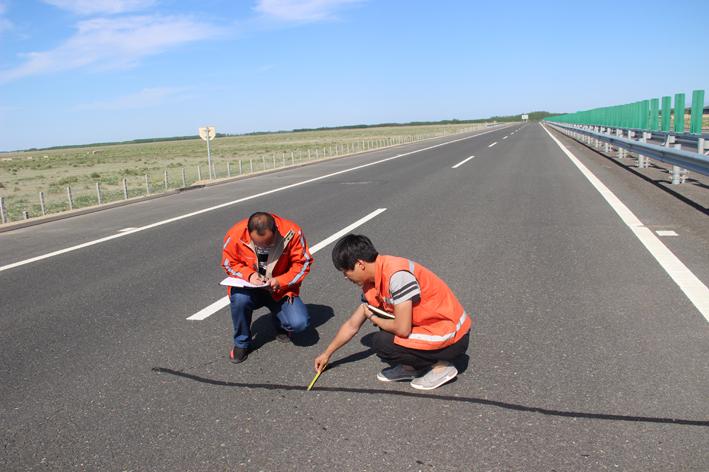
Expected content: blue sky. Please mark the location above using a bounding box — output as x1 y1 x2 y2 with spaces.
0 0 707 150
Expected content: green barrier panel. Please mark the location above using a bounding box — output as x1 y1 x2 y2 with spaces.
674 93 685 133
650 98 659 131
690 89 705 134
661 96 671 131
544 90 698 132
639 100 649 129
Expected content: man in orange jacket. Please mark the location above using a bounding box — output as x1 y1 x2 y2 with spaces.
314 234 470 390
222 212 312 363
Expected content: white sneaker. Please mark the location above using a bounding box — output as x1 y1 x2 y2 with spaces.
376 364 420 382
410 362 458 390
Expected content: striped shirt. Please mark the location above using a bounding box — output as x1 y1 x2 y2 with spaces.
389 270 421 304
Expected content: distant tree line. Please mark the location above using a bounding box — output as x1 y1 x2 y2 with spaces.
15 112 560 152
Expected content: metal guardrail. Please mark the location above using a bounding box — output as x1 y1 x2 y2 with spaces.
625 128 709 148
546 122 709 183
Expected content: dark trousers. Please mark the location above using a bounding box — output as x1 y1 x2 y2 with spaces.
371 331 470 370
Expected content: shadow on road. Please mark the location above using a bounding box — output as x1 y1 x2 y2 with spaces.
151 367 708 428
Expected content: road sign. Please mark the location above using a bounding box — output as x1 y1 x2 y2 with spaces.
199 126 216 141
522 114 529 121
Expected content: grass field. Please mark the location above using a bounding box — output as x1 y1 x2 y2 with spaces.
0 123 488 222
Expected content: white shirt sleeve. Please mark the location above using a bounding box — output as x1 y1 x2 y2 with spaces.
389 271 421 304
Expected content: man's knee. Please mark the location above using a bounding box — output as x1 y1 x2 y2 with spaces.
230 291 254 312
282 301 310 333
371 331 394 354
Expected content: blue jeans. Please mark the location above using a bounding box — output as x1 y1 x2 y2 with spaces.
229 288 310 348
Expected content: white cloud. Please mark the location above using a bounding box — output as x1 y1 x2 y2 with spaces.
74 86 189 110
0 15 221 83
42 0 156 15
254 0 363 22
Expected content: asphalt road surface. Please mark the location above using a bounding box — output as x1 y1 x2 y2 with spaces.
1 123 707 471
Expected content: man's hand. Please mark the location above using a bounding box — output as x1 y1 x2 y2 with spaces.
314 352 330 373
266 277 281 292
249 272 265 285
362 304 379 326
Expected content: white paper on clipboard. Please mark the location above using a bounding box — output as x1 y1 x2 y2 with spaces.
367 304 395 319
220 277 267 289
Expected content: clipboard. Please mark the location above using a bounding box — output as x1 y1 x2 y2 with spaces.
366 304 395 319
220 276 267 289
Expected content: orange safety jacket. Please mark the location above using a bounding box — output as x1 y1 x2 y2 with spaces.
221 214 312 300
363 255 470 350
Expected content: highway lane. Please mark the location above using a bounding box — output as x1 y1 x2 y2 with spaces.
1 122 707 471
0 125 512 269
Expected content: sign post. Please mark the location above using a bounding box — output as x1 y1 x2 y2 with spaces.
199 126 216 180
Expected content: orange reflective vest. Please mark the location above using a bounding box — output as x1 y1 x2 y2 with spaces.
363 255 470 350
221 214 312 300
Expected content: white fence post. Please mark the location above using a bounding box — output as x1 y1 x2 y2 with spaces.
227 161 231 177
96 182 102 205
164 170 168 190
67 186 74 210
39 191 46 216
145 175 150 195
123 178 128 200
0 196 7 224
181 168 186 187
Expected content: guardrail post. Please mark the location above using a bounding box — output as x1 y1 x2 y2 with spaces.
616 129 624 158
39 191 46 216
637 133 650 168
0 196 7 224
671 143 684 184
96 182 102 205
123 178 129 199
67 186 74 210
699 138 706 156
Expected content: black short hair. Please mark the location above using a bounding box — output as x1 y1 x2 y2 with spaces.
247 212 276 236
331 234 378 271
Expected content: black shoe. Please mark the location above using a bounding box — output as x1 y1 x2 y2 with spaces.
275 327 292 343
229 346 249 364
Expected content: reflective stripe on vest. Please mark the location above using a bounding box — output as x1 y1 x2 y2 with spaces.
408 311 468 343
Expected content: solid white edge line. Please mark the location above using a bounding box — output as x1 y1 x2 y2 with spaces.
0 126 511 274
542 124 709 322
186 208 387 320
451 155 475 169
488 142 497 148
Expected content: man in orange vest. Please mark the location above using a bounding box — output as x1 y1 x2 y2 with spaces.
222 212 312 363
314 234 470 390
